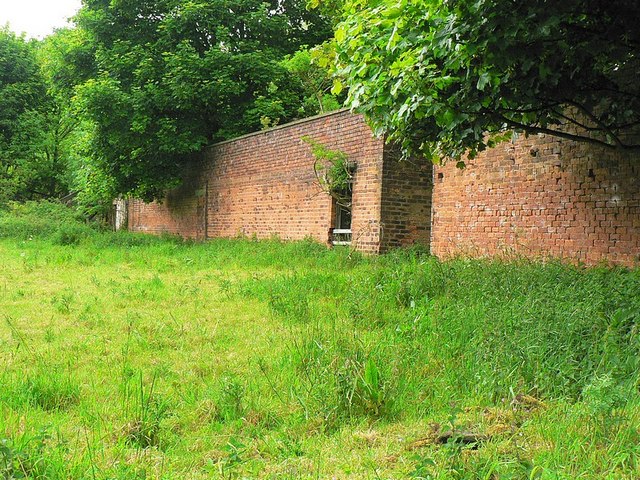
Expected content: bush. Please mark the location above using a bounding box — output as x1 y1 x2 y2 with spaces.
52 224 95 245
0 201 93 241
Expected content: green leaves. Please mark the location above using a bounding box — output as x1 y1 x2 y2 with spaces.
476 72 491 91
335 0 640 164
74 0 334 200
0 28 75 204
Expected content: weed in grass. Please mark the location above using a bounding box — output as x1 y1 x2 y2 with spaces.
4 315 33 355
267 277 312 323
211 375 246 423
581 374 629 441
12 288 26 299
408 454 436 479
287 327 396 426
269 289 310 323
335 354 391 419
218 277 234 298
44 326 55 343
221 437 247 474
20 251 37 273
51 290 74 314
0 428 74 480
122 372 170 449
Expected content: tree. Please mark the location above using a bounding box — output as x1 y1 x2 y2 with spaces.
0 28 49 204
281 45 342 117
334 0 640 163
38 28 100 209
0 27 92 205
75 0 333 201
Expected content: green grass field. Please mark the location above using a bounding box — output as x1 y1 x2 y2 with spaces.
1 203 639 479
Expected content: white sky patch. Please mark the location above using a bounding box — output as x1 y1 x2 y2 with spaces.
0 0 82 39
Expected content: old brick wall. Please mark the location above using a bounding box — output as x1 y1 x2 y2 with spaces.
128 161 206 239
128 110 386 251
127 110 638 264
431 134 640 266
379 145 433 251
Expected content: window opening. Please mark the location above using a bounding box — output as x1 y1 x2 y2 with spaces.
331 182 352 246
301 137 355 246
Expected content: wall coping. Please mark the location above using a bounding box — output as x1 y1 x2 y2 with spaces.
206 108 354 149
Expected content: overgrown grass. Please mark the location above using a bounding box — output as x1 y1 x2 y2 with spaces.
0 202 639 478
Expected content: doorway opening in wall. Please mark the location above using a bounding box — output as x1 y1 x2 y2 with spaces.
331 188 352 246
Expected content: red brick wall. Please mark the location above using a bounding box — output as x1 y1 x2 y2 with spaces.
128 111 639 265
128 110 386 251
431 134 640 266
203 110 384 250
380 145 433 251
128 162 206 239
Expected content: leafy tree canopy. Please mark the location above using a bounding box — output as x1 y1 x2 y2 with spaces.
281 44 343 117
0 28 54 203
75 0 333 200
39 29 101 211
334 0 640 163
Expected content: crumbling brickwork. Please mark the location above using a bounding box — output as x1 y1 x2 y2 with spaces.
431 134 640 266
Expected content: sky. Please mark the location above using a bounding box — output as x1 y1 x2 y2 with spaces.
0 0 82 39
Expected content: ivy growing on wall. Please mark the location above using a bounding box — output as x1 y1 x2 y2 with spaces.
302 136 355 209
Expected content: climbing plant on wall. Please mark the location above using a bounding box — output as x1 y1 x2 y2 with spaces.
303 136 354 209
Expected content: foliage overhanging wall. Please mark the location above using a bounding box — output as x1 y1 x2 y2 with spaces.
128 111 639 266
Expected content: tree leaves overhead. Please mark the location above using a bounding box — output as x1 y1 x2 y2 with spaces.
335 0 640 163
76 0 333 200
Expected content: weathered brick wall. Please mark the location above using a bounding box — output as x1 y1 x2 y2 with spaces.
203 110 384 250
128 162 206 239
347 120 385 253
431 134 640 266
128 110 639 265
128 110 386 251
379 145 433 251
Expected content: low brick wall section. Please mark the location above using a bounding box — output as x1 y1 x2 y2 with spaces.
128 110 389 252
431 134 640 266
380 145 433 250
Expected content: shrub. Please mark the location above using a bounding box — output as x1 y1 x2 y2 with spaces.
52 224 95 245
0 201 95 242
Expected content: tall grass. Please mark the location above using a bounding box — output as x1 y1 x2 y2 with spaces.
0 201 638 478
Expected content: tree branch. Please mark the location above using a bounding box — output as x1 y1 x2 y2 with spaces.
562 99 625 147
499 115 640 151
550 107 601 132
